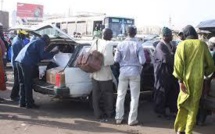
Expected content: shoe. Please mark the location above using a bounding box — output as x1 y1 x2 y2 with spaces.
0 97 5 102
128 120 138 126
26 104 40 109
11 97 20 102
19 104 26 108
116 119 122 124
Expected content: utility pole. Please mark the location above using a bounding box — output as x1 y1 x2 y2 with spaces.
0 0 3 10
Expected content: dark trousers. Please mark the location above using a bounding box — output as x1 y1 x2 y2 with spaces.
92 79 114 118
10 63 19 99
154 82 179 115
17 62 38 106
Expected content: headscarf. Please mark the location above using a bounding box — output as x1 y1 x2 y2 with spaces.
208 37 215 50
182 25 198 39
162 27 172 37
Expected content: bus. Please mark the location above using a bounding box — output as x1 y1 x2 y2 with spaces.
43 15 135 37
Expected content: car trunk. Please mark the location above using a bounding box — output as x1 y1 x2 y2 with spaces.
34 39 77 95
34 43 92 97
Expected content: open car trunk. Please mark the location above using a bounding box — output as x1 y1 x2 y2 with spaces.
33 40 80 97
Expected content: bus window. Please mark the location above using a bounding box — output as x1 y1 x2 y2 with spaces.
93 21 102 31
104 17 134 37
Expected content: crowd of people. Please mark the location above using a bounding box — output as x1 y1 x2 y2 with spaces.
0 23 215 134
90 25 215 134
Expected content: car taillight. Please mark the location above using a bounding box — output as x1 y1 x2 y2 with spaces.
55 72 65 88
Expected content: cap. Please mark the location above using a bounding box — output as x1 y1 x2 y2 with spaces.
17 30 28 35
209 37 215 44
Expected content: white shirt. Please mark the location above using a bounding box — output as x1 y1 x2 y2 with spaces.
91 39 114 81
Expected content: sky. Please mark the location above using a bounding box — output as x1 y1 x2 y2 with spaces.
1 0 215 29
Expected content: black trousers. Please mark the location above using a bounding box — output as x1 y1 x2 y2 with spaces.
92 79 114 118
10 63 19 99
154 82 179 115
17 62 38 106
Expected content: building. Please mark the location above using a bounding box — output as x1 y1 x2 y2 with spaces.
0 10 9 31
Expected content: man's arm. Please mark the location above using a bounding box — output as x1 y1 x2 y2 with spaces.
173 43 184 82
38 42 57 60
137 44 146 65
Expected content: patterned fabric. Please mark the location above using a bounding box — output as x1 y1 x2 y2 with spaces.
173 39 215 134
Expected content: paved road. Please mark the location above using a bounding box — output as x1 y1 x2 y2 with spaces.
0 67 214 134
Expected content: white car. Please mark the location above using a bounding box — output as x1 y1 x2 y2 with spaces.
11 24 96 99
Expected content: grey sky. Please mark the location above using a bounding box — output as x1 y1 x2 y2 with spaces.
2 0 215 29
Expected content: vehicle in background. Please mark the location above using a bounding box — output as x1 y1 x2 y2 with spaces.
43 15 134 38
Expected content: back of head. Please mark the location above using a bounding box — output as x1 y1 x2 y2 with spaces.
127 26 137 38
208 37 215 50
41 34 50 45
182 25 198 39
102 28 113 40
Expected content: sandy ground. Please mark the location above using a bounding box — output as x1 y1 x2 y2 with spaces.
0 67 214 134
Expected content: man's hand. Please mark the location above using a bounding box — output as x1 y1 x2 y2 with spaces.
179 82 187 94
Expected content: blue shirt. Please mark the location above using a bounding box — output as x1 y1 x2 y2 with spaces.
11 36 24 67
114 37 146 76
23 38 30 45
15 38 56 66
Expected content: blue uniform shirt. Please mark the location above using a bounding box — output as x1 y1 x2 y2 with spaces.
15 38 56 66
11 35 24 67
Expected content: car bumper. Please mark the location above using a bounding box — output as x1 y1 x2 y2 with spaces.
33 80 70 98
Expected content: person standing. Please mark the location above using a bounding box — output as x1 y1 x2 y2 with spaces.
153 27 179 118
0 37 6 94
10 30 28 101
15 34 58 109
114 26 146 125
173 25 215 134
0 23 8 82
91 28 115 119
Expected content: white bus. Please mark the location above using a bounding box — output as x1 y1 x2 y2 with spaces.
43 15 135 37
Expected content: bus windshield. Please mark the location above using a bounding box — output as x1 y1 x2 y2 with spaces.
104 17 134 37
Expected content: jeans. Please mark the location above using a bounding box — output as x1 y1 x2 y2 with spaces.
115 75 140 124
17 62 37 106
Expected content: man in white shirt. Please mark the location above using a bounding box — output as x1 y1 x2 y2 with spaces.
114 26 146 125
91 28 115 119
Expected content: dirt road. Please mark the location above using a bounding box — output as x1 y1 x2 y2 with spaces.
0 67 214 134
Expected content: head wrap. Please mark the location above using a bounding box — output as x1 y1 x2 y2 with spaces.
208 37 215 49
182 25 198 39
162 27 172 36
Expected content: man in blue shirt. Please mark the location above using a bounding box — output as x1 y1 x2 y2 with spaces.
114 26 146 125
15 34 58 109
10 30 28 101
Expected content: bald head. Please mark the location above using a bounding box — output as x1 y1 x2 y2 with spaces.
127 26 137 38
102 28 113 40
